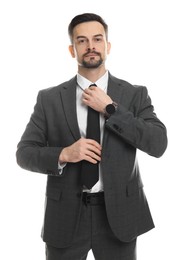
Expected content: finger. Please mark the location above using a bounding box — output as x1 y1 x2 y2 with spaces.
89 86 98 91
85 153 101 164
85 147 102 162
78 138 101 155
82 92 91 102
86 139 102 151
83 88 91 95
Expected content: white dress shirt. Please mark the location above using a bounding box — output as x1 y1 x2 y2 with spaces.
59 71 109 193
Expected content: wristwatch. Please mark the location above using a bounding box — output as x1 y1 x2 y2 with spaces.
104 101 118 119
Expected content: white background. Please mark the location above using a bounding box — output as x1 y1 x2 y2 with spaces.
0 0 184 259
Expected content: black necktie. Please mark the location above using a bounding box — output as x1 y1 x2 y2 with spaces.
81 83 100 189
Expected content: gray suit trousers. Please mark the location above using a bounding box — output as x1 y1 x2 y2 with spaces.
46 200 136 260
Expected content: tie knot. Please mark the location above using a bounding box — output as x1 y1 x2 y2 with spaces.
89 83 97 87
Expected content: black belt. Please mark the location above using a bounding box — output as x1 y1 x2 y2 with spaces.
82 192 105 206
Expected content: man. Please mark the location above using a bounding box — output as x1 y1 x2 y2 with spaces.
16 13 168 260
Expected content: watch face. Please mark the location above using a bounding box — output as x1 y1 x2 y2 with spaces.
106 104 115 114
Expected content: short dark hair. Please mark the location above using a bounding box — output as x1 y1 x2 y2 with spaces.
68 13 108 43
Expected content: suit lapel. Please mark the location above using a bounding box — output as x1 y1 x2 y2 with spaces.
107 73 124 104
60 76 81 141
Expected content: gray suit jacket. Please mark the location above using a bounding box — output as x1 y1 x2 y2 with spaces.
16 73 167 248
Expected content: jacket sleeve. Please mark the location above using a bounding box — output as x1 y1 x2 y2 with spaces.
105 86 168 157
16 91 62 175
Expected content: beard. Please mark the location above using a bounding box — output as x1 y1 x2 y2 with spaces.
82 51 103 69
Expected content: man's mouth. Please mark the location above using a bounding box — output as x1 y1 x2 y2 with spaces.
84 51 100 58
85 54 97 57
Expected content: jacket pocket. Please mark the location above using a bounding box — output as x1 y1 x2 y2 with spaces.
46 187 62 201
126 177 144 197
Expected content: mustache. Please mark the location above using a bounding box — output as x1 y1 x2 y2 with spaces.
83 50 101 57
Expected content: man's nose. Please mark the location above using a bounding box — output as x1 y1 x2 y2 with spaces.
87 40 95 51
87 47 95 52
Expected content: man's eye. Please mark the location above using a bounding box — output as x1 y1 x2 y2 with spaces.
78 39 86 44
95 38 102 42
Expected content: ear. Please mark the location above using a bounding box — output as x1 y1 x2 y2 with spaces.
68 45 75 58
107 42 111 54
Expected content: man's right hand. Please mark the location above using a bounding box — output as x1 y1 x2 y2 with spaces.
59 138 102 164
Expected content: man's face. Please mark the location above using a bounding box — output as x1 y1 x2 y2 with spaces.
69 21 110 69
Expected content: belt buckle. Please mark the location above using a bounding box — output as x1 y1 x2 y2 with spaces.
83 192 104 206
83 192 91 206
86 194 91 205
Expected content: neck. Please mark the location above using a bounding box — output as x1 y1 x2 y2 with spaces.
78 66 107 83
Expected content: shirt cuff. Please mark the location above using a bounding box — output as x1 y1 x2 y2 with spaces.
58 161 67 175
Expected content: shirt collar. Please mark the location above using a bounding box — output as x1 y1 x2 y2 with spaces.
77 71 109 91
